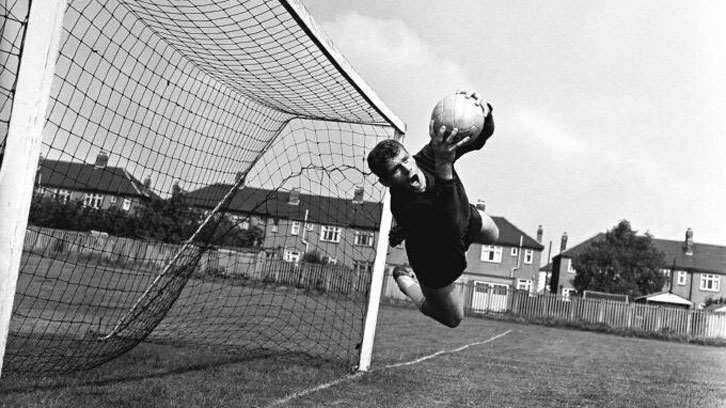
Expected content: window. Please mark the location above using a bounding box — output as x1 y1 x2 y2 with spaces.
291 221 301 235
322 255 337 265
83 193 103 209
353 260 373 274
271 219 279 233
55 189 71 204
567 260 576 274
284 250 301 263
510 247 519 256
320 225 342 243
109 196 117 204
122 198 131 211
562 287 576 300
240 220 250 230
480 245 502 263
517 279 532 292
677 271 687 286
524 249 534 264
354 231 375 247
700 274 720 292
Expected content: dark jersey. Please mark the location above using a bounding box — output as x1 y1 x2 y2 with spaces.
390 108 494 288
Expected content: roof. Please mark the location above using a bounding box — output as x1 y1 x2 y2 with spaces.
183 184 383 230
704 304 726 313
184 184 542 244
651 239 726 275
488 216 544 251
553 232 726 274
37 159 153 199
634 291 693 307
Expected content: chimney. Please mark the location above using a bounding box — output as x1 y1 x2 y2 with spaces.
94 151 109 169
288 188 300 205
684 227 694 256
143 176 152 188
560 232 568 253
172 181 182 196
475 199 486 212
353 186 364 204
536 225 543 243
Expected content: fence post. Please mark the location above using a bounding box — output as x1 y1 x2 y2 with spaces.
511 289 520 314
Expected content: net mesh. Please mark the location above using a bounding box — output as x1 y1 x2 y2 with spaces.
2 0 400 374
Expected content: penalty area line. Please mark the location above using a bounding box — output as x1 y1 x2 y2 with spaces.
264 329 512 408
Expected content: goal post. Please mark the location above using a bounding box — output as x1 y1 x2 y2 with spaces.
0 0 68 376
1 0 405 375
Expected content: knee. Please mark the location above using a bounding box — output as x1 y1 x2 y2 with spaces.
484 225 499 243
477 210 499 244
442 310 464 328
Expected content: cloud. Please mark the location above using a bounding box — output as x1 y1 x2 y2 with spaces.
320 12 474 143
322 12 471 87
508 106 588 157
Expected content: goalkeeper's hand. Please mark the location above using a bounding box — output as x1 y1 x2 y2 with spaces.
389 225 406 247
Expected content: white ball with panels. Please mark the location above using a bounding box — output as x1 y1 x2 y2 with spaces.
430 92 485 146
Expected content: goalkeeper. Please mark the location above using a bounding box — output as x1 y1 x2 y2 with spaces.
366 91 499 327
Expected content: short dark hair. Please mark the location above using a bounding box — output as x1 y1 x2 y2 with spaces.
367 139 406 178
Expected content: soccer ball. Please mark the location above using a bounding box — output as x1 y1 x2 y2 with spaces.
430 93 485 146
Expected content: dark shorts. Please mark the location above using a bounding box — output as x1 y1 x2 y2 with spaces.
410 204 482 289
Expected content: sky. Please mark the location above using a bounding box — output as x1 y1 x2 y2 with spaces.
300 0 726 257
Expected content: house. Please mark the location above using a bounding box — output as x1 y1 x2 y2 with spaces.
548 228 726 309
34 152 154 212
183 184 381 274
387 211 545 292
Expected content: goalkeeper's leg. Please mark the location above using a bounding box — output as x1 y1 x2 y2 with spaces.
393 266 464 328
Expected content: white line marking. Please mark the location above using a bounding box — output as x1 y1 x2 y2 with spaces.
264 330 512 408
382 329 512 369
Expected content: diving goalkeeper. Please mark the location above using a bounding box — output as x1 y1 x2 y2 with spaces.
366 91 499 327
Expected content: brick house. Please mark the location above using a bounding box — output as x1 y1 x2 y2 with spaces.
548 228 726 309
387 216 545 292
34 152 154 212
183 184 381 274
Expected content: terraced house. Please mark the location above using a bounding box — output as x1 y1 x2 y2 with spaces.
34 152 155 212
183 183 381 274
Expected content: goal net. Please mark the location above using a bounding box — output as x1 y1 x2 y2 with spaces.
1 0 403 374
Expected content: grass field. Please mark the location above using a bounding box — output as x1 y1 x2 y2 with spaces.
2 304 726 408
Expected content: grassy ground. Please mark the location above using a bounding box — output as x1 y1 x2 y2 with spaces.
2 305 726 407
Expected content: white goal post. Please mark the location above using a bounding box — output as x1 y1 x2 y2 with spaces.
0 0 68 376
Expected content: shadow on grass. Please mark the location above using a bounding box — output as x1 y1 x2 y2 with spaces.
1 343 341 395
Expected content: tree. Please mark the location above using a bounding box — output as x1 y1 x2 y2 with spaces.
133 188 201 243
572 220 666 298
195 215 264 248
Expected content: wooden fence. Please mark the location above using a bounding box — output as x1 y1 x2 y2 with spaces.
22 226 372 294
483 286 726 340
379 271 726 340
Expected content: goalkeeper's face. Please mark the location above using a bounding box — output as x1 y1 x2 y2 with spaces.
378 150 427 193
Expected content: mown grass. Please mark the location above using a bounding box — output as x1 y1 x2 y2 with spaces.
3 305 726 408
